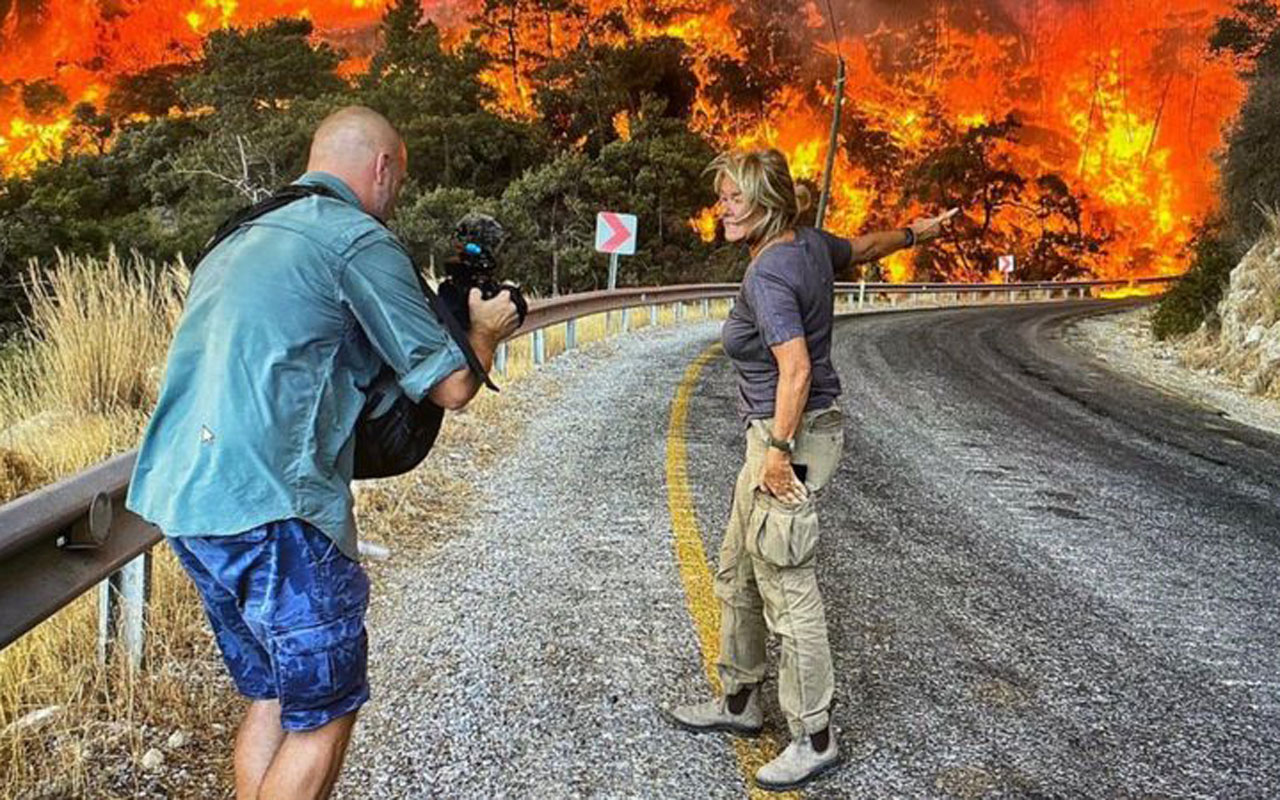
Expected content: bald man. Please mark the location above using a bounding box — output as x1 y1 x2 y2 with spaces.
128 106 519 799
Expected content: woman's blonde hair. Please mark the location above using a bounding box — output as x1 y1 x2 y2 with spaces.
708 148 813 246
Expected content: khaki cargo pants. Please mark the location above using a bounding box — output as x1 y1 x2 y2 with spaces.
715 405 844 738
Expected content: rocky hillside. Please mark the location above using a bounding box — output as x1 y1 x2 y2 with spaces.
1181 217 1280 400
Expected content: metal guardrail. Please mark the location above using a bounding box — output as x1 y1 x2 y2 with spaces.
0 277 1177 657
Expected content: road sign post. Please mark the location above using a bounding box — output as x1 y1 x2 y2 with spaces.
596 211 637 331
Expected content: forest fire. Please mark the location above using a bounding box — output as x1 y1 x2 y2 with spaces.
0 0 1249 281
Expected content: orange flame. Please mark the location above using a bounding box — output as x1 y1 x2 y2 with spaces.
0 0 1251 283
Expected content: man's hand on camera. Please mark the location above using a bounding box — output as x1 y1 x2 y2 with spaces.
468 287 520 344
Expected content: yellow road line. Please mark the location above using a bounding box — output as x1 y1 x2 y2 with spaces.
665 343 802 800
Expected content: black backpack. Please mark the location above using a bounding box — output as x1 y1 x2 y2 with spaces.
192 183 495 480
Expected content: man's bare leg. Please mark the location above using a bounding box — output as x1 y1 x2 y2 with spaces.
235 700 286 800
257 711 358 800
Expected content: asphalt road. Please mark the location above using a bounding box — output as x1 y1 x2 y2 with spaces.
681 300 1280 797
342 300 1280 798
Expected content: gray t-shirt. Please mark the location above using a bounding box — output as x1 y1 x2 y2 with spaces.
720 227 849 423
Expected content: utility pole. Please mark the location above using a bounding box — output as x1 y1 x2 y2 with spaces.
815 0 847 230
815 56 847 230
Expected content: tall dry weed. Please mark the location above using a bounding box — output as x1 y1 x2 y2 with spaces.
0 249 187 482
18 248 186 416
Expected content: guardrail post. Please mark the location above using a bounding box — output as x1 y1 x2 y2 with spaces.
494 342 508 377
858 280 866 310
533 328 546 365
565 318 576 351
701 299 710 318
676 302 685 322
98 551 152 669
650 304 658 327
621 307 630 333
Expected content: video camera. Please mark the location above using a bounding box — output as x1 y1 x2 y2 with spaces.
436 212 528 330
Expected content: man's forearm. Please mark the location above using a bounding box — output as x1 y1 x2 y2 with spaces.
466 328 499 375
427 329 503 410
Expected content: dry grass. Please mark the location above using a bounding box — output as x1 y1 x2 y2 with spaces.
0 249 186 499
0 257 729 798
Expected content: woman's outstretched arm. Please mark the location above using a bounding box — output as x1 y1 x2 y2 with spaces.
846 207 959 264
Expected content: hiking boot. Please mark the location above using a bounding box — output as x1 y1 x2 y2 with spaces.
754 732 841 791
663 690 763 736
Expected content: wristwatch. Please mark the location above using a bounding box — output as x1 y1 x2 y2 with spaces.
767 434 795 454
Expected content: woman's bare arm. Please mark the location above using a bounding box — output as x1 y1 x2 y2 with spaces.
759 336 811 505
845 208 959 264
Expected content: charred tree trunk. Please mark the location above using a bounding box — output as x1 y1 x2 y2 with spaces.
1144 72 1175 165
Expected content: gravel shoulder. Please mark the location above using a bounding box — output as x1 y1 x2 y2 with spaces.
337 322 744 799
1067 303 1280 436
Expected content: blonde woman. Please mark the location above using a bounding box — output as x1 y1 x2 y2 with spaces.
666 148 955 791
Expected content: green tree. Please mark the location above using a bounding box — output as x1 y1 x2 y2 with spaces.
357 2 547 195
65 102 114 157
534 37 698 154
363 2 494 116
107 65 191 118
179 18 345 118
1212 1 1280 247
500 151 597 294
1152 223 1235 339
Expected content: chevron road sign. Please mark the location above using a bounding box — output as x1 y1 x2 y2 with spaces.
595 211 637 256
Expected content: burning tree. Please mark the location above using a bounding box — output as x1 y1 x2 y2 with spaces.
0 0 1260 317
902 116 1108 282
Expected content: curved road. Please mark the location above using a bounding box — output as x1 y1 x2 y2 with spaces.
683 300 1280 797
341 300 1280 798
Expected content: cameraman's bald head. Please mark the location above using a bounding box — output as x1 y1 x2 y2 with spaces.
308 106 407 220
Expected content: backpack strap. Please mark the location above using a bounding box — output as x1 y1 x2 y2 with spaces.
193 183 342 270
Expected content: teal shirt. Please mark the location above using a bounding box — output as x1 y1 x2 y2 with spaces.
127 172 466 559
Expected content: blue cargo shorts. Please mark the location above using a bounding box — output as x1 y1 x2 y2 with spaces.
169 518 370 731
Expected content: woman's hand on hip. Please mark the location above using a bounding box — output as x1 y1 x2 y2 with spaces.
761 447 808 505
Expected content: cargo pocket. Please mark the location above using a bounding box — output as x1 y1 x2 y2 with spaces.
746 492 820 568
272 614 368 719
794 408 845 492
